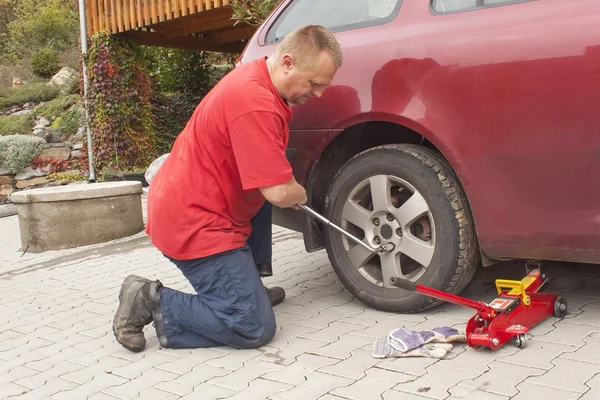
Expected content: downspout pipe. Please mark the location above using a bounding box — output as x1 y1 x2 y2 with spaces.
77 0 96 182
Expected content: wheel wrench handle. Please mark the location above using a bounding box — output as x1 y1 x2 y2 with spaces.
296 204 392 254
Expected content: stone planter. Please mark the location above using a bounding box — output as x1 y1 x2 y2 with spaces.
11 181 144 253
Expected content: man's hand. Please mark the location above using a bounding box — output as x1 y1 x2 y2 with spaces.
260 177 307 209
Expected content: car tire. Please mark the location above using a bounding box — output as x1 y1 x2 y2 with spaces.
323 144 479 313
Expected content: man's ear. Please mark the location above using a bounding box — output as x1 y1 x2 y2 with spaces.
281 54 294 74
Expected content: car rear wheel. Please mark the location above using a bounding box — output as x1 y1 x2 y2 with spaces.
323 144 479 313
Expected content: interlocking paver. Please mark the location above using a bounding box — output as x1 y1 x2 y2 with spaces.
496 338 577 370
178 383 236 400
0 383 32 400
349 316 421 339
103 367 180 399
25 346 89 372
299 321 365 343
155 363 230 396
382 389 444 400
331 366 412 400
292 309 356 329
130 387 180 400
579 373 600 399
258 337 325 365
562 302 600 327
262 353 339 385
525 357 600 393
61 356 132 384
318 349 377 380
268 371 353 400
208 359 285 391
308 334 374 360
11 377 78 400
447 385 511 399
559 335 600 366
205 348 262 370
372 353 437 378
511 382 581 400
265 323 319 348
87 393 121 400
441 344 518 373
15 360 84 389
458 360 545 397
0 365 39 387
51 373 128 399
393 363 482 399
155 348 226 374
535 321 599 346
225 377 292 400
110 352 179 379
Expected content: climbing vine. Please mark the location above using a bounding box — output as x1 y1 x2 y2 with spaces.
85 32 157 172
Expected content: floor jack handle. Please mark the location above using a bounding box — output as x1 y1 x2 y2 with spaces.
297 204 391 254
389 276 491 312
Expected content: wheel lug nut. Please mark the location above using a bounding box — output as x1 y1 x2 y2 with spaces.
396 229 402 236
386 214 394 221
373 218 380 226
374 236 381 244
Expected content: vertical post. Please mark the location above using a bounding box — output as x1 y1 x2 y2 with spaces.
78 0 97 181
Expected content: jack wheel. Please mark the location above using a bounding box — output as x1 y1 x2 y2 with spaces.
514 334 528 349
554 297 568 318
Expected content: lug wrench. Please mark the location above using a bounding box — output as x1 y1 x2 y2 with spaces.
297 204 395 254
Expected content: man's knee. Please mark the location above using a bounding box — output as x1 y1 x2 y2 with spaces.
238 313 277 349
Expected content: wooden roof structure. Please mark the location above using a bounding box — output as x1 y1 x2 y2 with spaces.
85 0 257 53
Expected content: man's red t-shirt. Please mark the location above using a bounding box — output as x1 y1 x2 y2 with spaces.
146 57 293 260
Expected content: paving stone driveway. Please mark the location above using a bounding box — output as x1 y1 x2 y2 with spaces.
1 197 599 400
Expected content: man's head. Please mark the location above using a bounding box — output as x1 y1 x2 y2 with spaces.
268 25 343 105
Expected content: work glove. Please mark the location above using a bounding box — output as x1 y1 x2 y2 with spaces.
372 338 453 359
418 327 466 344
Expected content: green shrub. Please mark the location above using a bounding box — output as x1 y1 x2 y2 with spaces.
31 48 60 78
52 105 82 136
0 113 35 136
35 94 80 119
0 82 60 109
0 134 45 173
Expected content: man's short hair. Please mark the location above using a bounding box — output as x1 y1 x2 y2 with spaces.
275 25 343 69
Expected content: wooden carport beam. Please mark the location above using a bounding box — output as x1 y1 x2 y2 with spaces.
151 6 236 39
122 29 249 53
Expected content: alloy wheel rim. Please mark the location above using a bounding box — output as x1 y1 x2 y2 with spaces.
340 174 435 288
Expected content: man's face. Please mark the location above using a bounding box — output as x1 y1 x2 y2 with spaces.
280 51 338 105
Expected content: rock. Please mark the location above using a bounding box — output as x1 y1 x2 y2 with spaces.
73 143 83 150
38 147 70 161
0 167 10 175
0 175 14 185
36 117 50 127
12 109 32 116
33 128 47 138
71 150 83 158
0 184 13 195
15 167 44 180
16 177 48 189
44 130 63 144
75 127 86 138
48 67 78 94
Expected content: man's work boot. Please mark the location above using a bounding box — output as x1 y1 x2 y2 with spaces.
265 286 285 306
113 275 163 352
257 263 273 277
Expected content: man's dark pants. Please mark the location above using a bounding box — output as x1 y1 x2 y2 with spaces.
153 202 276 349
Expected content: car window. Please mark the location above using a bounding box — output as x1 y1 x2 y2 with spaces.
432 0 527 13
266 0 402 44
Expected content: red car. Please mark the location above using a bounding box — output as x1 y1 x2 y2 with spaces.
237 0 600 313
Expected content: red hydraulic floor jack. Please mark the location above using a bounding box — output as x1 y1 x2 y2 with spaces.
298 205 568 351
